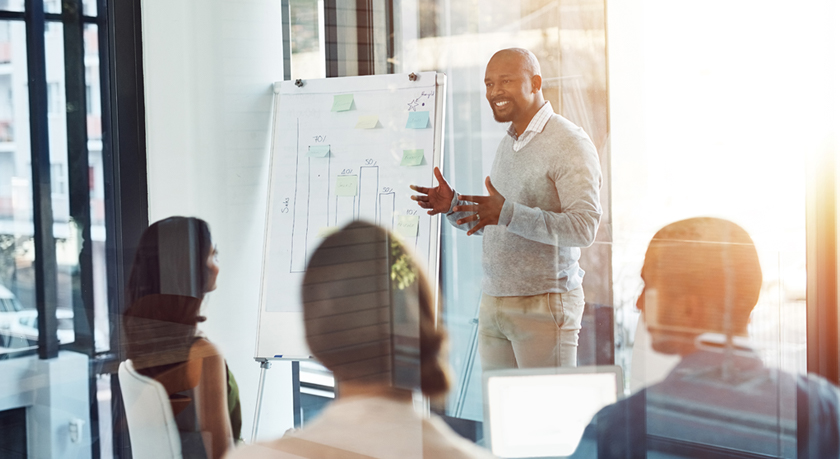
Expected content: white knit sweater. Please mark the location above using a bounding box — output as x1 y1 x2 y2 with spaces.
447 114 602 296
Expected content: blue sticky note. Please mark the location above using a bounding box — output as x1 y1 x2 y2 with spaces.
406 111 429 129
307 145 330 157
331 94 354 112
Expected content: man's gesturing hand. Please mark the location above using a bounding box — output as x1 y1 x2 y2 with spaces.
410 167 455 215
454 177 506 236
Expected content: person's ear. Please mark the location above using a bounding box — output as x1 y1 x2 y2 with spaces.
531 74 542 93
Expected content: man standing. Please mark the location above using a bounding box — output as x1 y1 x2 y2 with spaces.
411 48 602 370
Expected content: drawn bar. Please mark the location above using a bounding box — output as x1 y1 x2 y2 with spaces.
358 166 379 223
291 155 330 272
378 192 396 230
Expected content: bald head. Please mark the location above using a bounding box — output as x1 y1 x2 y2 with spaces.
639 218 762 354
489 48 542 77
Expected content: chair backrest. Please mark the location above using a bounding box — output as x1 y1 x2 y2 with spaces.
118 359 183 459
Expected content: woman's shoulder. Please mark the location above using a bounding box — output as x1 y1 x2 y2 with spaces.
189 336 221 353
189 337 224 362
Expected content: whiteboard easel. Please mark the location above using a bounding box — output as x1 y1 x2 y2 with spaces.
251 72 447 440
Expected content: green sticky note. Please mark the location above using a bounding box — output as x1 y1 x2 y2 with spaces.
335 175 358 196
332 94 354 112
355 115 379 129
395 215 419 238
307 145 330 157
406 111 429 129
400 149 424 166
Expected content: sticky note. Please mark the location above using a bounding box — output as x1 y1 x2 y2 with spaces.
332 94 354 112
400 149 424 166
318 227 339 238
395 215 419 238
406 111 430 129
355 115 379 129
307 145 330 157
335 175 358 196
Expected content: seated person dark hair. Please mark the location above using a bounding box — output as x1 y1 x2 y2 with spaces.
227 221 495 458
571 217 840 458
123 216 241 459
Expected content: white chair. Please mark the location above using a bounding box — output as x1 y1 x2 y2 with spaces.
119 359 183 459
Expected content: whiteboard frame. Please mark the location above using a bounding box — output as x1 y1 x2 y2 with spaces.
254 72 447 361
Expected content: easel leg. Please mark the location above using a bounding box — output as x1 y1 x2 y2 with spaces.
251 360 272 443
292 361 301 427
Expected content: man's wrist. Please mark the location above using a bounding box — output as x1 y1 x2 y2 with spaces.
498 200 514 226
445 191 459 215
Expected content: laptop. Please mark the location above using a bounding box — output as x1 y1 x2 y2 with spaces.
482 366 624 458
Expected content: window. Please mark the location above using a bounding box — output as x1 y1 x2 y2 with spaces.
50 162 65 195
46 81 60 115
0 1 122 458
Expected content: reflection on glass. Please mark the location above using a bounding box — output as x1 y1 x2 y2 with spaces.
0 20 35 354
289 0 324 79
43 22 77 347
228 222 495 459
84 22 108 352
611 2 808 391
571 219 836 458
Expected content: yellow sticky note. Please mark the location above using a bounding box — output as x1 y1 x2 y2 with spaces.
400 149 424 166
332 94 354 112
307 145 330 157
335 175 358 196
355 115 379 129
395 215 419 238
318 227 339 238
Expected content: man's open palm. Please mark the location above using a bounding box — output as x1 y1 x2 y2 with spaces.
410 167 454 215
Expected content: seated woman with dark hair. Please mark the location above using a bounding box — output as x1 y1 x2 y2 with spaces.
124 217 241 459
227 221 495 459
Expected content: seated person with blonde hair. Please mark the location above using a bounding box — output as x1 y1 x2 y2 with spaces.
571 217 840 458
227 221 495 459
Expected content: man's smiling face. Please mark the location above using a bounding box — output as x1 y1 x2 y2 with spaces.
484 52 537 124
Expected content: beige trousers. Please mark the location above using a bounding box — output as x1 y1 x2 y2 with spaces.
478 287 586 370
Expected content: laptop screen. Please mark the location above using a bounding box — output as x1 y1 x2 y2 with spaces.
483 366 623 458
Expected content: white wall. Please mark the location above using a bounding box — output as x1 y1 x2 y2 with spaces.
140 0 294 441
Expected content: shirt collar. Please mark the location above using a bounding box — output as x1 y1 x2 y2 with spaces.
507 101 554 139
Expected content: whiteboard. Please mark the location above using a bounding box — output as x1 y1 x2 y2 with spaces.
255 72 446 360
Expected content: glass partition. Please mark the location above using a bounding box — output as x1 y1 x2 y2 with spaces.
0 20 34 355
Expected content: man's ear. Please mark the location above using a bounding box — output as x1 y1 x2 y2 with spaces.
531 74 542 93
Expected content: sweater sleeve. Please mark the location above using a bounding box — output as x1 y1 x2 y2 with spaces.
444 190 483 235
502 134 602 247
